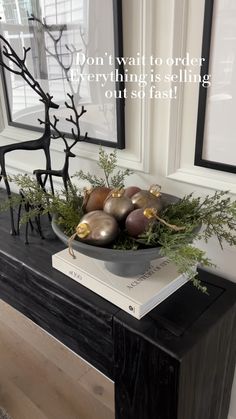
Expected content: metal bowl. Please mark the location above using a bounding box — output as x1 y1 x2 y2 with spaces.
52 218 163 276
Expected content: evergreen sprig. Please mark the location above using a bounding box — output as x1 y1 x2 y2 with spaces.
74 147 133 188
112 231 139 250
75 171 106 188
195 191 236 248
3 174 84 235
137 191 236 291
2 157 236 292
162 191 236 249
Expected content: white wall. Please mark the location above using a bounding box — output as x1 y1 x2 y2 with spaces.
0 0 235 417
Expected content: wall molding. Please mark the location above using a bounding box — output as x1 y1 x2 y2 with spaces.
166 0 189 176
168 167 236 194
165 0 236 195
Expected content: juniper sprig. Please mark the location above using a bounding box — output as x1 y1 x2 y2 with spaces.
74 147 133 188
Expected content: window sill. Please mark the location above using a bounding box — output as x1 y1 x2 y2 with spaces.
167 166 236 195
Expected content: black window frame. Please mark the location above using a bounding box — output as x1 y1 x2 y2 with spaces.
195 0 236 173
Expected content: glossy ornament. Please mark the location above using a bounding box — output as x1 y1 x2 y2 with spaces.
131 184 163 212
125 208 156 237
124 186 141 198
83 187 111 213
72 210 119 247
103 189 134 223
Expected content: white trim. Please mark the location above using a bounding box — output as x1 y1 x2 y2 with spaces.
138 0 152 173
167 0 188 176
0 0 152 174
168 167 236 194
165 0 236 195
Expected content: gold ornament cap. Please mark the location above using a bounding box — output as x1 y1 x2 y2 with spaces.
76 222 91 238
149 184 161 197
83 186 93 197
143 208 157 219
111 188 125 198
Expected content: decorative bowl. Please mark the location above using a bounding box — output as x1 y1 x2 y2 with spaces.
52 217 162 276
51 192 179 277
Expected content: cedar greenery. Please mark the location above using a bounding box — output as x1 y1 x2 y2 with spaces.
138 191 236 291
1 175 83 236
1 150 236 292
74 147 133 188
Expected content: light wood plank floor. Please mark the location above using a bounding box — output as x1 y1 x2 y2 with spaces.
0 300 114 419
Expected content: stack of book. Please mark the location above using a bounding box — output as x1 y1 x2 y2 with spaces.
52 249 188 320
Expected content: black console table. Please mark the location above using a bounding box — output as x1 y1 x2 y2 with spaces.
0 193 235 419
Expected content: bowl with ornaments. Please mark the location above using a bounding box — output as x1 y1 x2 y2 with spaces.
10 148 236 290
51 184 180 276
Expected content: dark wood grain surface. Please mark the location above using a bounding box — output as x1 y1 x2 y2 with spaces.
113 270 236 418
114 318 179 419
114 270 235 359
114 274 236 419
178 305 236 419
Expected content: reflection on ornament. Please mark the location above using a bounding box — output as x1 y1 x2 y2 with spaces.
103 189 134 222
69 210 119 257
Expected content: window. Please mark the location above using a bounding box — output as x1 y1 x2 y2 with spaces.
0 0 125 148
195 0 236 173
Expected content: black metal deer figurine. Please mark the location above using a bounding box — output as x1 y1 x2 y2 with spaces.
34 93 88 192
0 32 59 234
17 94 88 244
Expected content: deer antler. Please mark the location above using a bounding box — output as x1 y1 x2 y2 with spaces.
29 14 66 43
29 14 74 75
65 94 87 143
39 95 87 151
0 33 52 104
79 26 88 50
28 14 87 102
38 115 68 148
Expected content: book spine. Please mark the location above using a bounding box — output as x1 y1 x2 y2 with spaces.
52 256 142 319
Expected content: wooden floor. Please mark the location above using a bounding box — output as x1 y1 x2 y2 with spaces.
0 300 114 419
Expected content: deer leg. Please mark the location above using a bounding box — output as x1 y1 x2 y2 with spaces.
17 190 25 235
35 171 52 222
17 201 22 235
25 219 29 245
65 176 74 202
67 175 73 190
18 191 34 237
24 200 30 244
62 175 70 202
47 211 52 222
44 146 55 195
26 201 34 232
29 218 34 232
49 174 54 195
42 146 50 185
35 214 45 239
35 172 46 193
25 204 37 243
0 154 16 235
63 175 68 193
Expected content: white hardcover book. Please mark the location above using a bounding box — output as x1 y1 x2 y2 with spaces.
52 249 188 320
